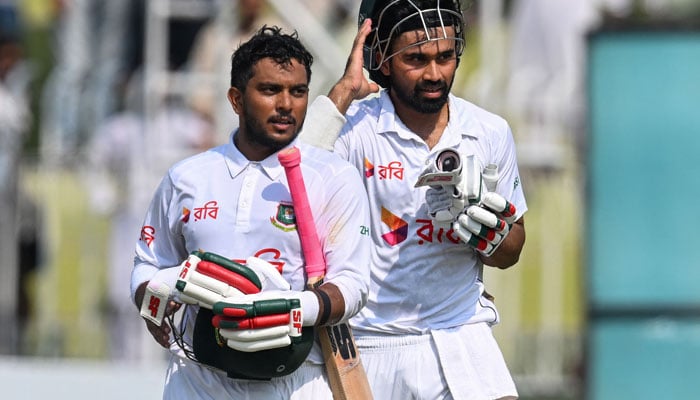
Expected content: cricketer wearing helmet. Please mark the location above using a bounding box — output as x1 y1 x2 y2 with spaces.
131 26 374 400
300 0 527 398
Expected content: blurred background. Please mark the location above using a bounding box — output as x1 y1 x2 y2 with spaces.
1 0 699 398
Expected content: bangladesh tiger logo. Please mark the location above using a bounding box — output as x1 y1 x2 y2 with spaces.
270 203 297 232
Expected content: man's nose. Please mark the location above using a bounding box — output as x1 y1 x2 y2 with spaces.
423 60 441 81
276 91 293 111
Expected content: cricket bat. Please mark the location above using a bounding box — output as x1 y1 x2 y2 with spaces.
278 146 373 400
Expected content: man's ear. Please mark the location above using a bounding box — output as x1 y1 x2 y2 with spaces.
227 87 243 115
378 50 391 77
379 61 390 77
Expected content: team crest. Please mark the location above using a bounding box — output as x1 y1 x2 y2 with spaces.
270 203 297 232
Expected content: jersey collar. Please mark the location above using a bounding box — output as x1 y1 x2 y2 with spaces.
376 91 465 149
223 130 289 180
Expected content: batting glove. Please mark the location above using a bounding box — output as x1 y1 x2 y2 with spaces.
422 154 484 229
426 186 466 229
139 266 183 326
213 290 318 352
452 192 518 256
174 252 289 309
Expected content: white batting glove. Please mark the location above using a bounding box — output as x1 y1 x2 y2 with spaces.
174 253 251 308
244 256 291 291
139 266 183 326
425 186 466 229
213 290 316 352
420 153 483 229
175 253 290 309
452 192 518 256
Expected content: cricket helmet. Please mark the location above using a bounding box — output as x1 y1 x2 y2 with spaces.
359 0 466 87
177 308 315 380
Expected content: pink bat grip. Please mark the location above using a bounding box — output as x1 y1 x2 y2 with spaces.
278 147 326 281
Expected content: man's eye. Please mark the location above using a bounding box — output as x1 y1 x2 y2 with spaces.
438 53 456 62
291 88 308 97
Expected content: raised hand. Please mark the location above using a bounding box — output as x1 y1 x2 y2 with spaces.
327 18 380 113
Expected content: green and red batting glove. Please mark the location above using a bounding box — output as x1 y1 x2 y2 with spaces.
213 291 306 352
452 192 518 256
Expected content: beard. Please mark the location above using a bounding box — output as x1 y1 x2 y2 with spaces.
390 77 452 114
242 105 298 152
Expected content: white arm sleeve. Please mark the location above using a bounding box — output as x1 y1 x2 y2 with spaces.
298 96 346 151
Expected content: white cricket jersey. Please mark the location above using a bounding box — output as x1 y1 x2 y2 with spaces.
335 90 528 335
131 136 371 363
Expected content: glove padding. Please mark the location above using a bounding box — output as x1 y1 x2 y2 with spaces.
175 252 288 309
426 186 466 229
175 252 312 352
452 192 518 256
213 290 305 352
422 153 483 229
139 266 182 326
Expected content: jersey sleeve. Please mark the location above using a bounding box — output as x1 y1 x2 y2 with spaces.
493 124 528 220
315 162 371 322
130 173 188 303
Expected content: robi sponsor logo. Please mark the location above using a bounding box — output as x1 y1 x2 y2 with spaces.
364 157 404 180
233 248 286 274
364 158 374 178
416 219 461 245
380 207 408 246
379 209 464 247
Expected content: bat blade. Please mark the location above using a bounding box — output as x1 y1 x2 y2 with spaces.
279 146 373 400
320 324 373 400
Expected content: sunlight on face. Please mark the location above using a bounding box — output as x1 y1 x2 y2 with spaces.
231 57 309 160
382 27 458 114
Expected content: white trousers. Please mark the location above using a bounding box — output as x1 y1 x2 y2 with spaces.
355 322 518 400
162 356 333 400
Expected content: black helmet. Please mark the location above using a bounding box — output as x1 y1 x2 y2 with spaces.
359 0 466 88
191 308 315 380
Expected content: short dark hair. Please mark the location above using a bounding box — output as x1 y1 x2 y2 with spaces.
229 25 314 90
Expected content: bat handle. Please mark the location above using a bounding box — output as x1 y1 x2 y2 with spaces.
278 146 301 168
306 276 324 290
278 146 326 280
